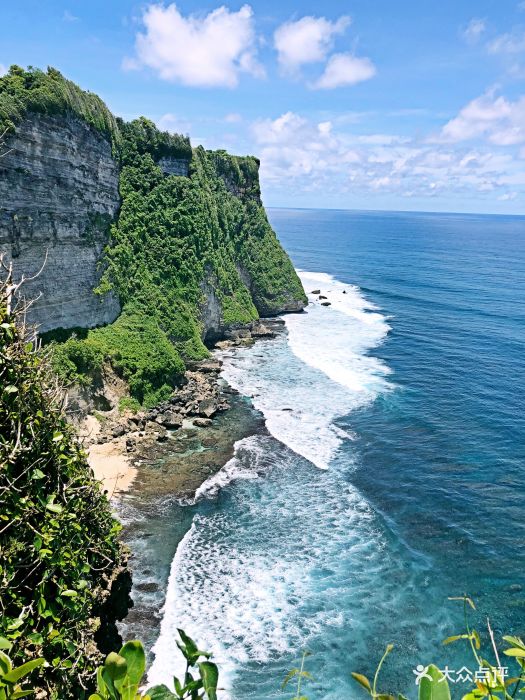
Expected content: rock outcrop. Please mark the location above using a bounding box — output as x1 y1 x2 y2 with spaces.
0 113 121 332
0 68 306 341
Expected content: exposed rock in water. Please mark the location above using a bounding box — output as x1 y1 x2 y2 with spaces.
321 301 331 306
156 410 183 429
193 417 212 427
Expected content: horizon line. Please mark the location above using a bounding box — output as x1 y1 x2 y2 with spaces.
266 205 525 218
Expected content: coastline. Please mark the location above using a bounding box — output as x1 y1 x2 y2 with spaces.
81 319 282 503
85 322 281 653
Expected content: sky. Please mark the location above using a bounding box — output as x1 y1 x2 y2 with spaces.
1 0 525 214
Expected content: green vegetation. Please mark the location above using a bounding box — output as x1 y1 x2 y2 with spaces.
90 631 218 700
0 278 126 698
0 66 120 147
0 645 45 699
2 65 305 407
50 336 103 387
0 66 191 160
55 118 304 405
351 597 525 700
118 397 141 414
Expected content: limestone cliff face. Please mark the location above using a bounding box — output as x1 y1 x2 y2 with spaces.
0 113 121 332
0 110 305 339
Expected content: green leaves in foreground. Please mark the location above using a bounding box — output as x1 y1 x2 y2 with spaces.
352 596 525 700
0 645 45 699
90 631 218 700
282 650 313 700
352 654 449 700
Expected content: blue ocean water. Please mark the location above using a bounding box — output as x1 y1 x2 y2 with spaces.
148 209 525 699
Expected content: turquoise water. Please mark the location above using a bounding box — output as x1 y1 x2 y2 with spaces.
148 209 525 698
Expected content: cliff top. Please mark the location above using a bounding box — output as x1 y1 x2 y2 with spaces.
0 65 192 159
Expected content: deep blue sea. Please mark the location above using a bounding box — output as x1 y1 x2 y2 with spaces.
148 208 525 699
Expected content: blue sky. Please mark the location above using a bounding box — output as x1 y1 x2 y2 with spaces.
2 0 525 213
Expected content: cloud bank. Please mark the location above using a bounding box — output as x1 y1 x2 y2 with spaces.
125 3 263 87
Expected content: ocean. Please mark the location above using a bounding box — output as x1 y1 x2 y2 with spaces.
146 208 525 699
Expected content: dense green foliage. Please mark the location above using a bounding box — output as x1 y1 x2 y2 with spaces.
0 645 45 699
0 66 191 160
0 286 125 698
50 311 184 407
5 66 305 405
90 631 218 700
56 127 305 405
0 66 120 147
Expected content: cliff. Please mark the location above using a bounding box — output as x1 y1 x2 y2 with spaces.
0 112 120 331
0 67 306 408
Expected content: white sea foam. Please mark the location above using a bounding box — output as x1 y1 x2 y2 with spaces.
148 271 394 696
288 270 391 394
147 439 308 696
219 270 391 470
192 436 267 502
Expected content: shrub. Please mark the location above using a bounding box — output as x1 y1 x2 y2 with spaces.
90 631 218 700
49 337 103 386
118 397 141 414
0 275 126 698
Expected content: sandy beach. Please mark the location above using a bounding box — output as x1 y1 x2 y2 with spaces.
88 438 137 498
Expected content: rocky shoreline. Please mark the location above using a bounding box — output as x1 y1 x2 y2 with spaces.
79 319 280 499
106 321 283 651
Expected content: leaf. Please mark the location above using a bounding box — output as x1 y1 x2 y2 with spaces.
31 469 45 480
505 649 525 658
418 664 451 700
472 630 481 650
104 652 127 681
147 686 178 700
0 638 11 650
4 385 18 394
198 661 219 700
0 650 12 675
351 672 372 692
61 589 78 598
503 636 525 650
281 668 299 689
45 502 63 514
443 635 468 645
448 596 476 610
3 658 45 683
119 640 146 687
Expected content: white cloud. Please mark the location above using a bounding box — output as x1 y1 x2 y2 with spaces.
312 53 376 89
437 90 525 145
487 30 525 54
63 10 79 22
274 15 350 72
224 112 242 123
157 113 191 134
0 64 7 78
250 106 525 203
462 18 486 43
498 191 517 200
126 3 264 88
